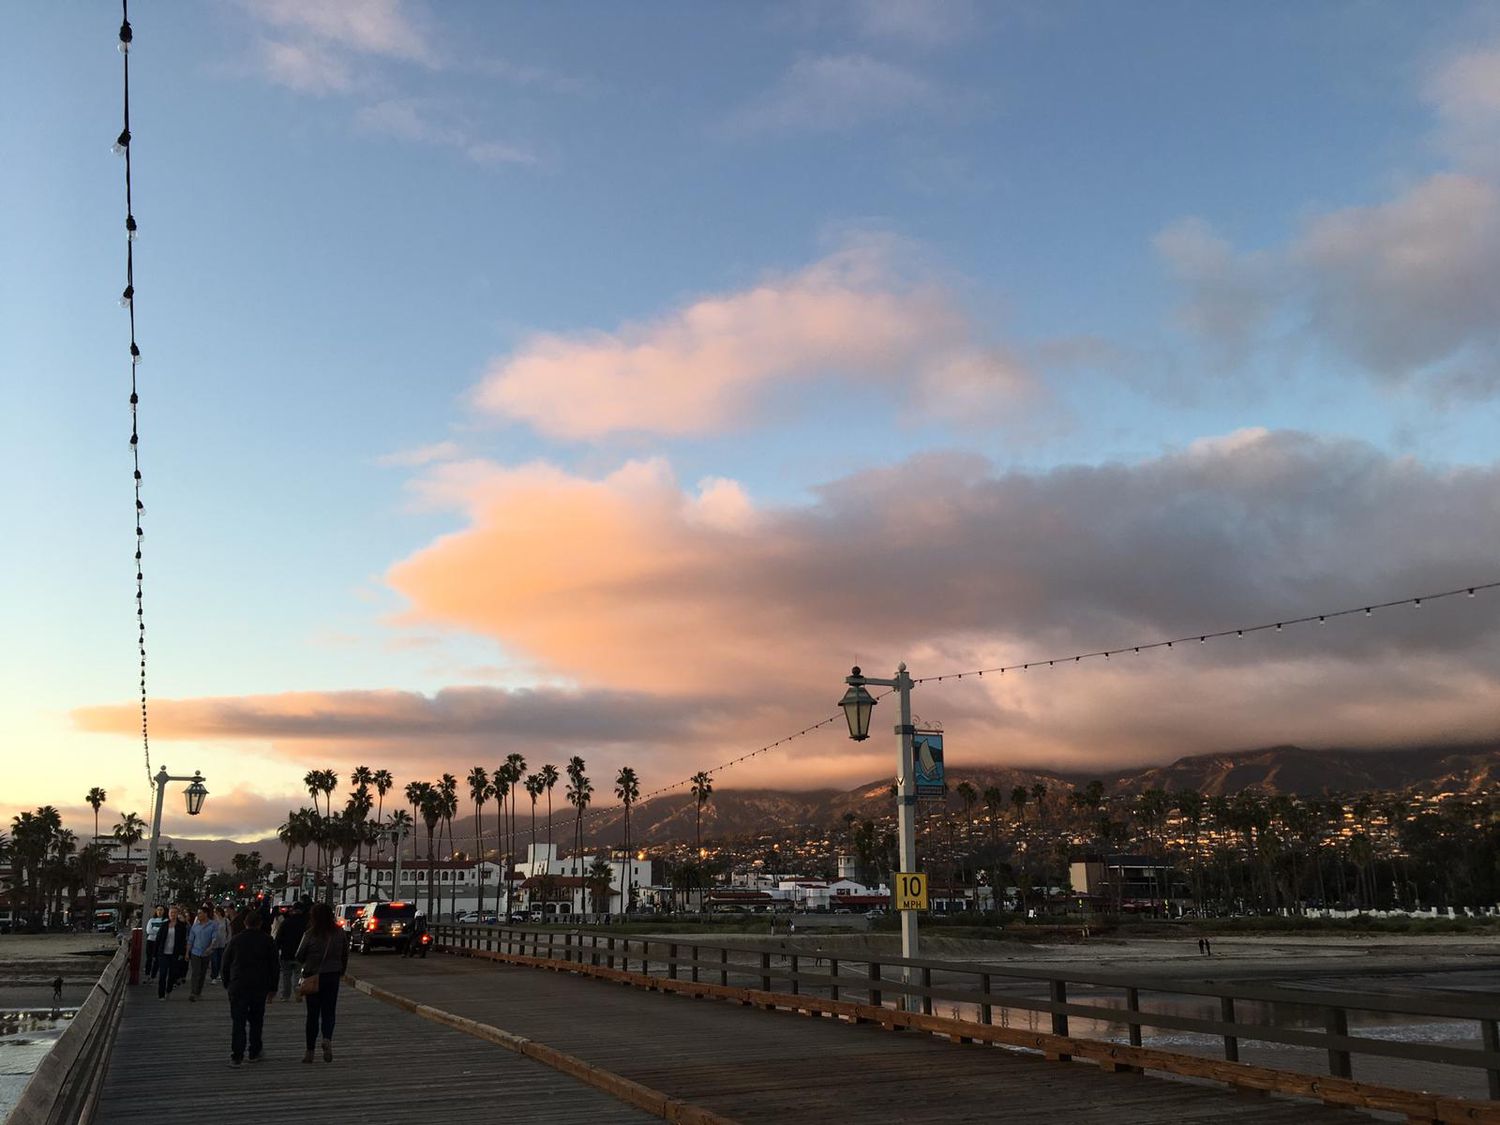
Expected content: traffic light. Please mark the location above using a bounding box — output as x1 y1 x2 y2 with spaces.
237 883 247 892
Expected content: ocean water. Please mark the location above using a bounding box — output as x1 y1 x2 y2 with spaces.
0 1009 76 1119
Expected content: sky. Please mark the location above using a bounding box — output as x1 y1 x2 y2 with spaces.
5 0 1500 843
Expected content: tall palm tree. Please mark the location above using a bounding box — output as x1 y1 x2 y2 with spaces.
505 753 527 885
983 786 1004 845
467 767 490 914
565 757 591 878
403 780 426 865
690 771 713 856
112 811 145 872
539 764 559 851
414 785 441 918
1010 786 1029 824
1029 782 1047 828
492 766 511 885
614 766 640 916
437 774 459 918
372 769 394 856
525 773 543 871
85 788 107 914
955 781 978 844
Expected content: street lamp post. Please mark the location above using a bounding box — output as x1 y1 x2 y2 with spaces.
140 766 208 920
840 663 919 1012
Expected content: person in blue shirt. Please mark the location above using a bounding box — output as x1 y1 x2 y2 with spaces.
186 907 218 1001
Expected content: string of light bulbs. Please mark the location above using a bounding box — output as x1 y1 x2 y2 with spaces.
114 1 152 789
910 580 1500 684
427 580 1499 849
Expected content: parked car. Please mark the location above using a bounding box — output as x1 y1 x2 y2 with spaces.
336 904 366 930
350 900 420 954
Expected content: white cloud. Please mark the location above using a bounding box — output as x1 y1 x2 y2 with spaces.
355 99 538 167
376 441 462 468
847 0 980 47
471 236 1038 438
730 54 940 134
243 0 436 69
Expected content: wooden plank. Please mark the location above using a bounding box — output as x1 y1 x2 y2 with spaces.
94 977 654 1124
351 949 1376 1124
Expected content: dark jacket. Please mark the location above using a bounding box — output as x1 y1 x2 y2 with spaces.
294 928 349 978
221 929 279 998
150 919 189 962
275 911 307 960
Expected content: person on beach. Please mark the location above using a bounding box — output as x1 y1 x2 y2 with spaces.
295 902 349 1064
143 906 166 978
274 900 308 1001
220 909 279 1067
152 906 189 999
51 976 63 1004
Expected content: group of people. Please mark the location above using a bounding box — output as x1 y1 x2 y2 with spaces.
142 898 350 1067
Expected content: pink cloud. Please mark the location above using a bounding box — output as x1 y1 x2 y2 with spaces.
472 239 1036 438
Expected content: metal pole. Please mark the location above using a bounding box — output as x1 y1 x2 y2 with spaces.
140 766 169 922
393 828 403 901
894 663 920 1012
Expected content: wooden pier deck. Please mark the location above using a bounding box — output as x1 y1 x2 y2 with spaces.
346 952 1373 1123
93 977 653 1125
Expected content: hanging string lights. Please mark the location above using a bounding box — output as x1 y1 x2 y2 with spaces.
115 0 152 788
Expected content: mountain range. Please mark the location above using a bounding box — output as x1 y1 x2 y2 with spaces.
172 743 1500 869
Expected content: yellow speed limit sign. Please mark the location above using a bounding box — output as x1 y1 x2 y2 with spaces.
895 871 927 911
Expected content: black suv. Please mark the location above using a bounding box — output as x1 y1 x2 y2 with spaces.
350 900 421 955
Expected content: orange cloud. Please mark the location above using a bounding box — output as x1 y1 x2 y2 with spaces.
472 238 1034 438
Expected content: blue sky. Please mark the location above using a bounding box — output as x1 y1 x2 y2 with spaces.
6 1 1500 840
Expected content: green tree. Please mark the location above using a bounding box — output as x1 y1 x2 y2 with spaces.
614 766 640 917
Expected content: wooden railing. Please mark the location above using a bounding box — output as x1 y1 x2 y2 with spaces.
434 924 1500 1105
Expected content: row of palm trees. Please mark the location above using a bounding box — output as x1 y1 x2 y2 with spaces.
4 793 152 928
274 759 718 919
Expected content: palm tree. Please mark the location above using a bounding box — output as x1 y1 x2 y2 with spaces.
614 766 640 916
112 811 145 899
411 783 440 917
403 781 426 865
955 781 978 844
586 855 614 915
525 773 543 873
505 753 527 882
540 763 560 851
983 786 1004 845
372 769 394 856
491 766 511 884
1010 786 1028 824
467 767 490 914
1030 782 1047 828
565 757 591 879
84 788 107 914
690 771 713 908
690 771 714 855
437 774 459 918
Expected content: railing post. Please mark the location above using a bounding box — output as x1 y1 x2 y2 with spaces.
1049 979 1069 1036
607 936 616 970
719 947 728 986
868 961 882 1009
922 966 933 1016
1221 997 1239 1063
669 943 679 980
1482 1018 1500 1100
790 955 800 996
760 951 771 992
1126 987 1142 1048
1325 1006 1351 1079
980 972 992 1025
590 933 599 966
691 944 700 983
830 958 840 1003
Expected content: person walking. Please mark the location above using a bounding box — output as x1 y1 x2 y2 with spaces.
186 907 217 1001
220 910 279 1067
152 906 189 999
274 901 308 1002
209 906 231 982
294 902 349 1064
143 906 166 979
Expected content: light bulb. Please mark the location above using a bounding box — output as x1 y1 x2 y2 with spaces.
130 343 142 365
126 215 138 240
118 21 133 53
112 129 131 156
120 285 134 309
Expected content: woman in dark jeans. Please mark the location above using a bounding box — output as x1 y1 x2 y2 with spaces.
294 902 350 1063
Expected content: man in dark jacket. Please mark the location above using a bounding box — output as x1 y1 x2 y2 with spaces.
150 906 189 999
274 901 308 1001
221 910 279 1066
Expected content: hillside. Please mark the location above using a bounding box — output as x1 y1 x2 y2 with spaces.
170 743 1500 861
